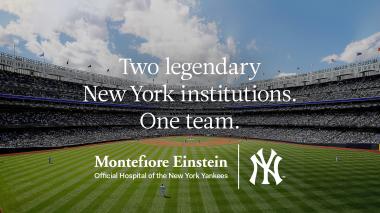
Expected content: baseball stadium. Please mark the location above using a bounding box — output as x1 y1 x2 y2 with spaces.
0 51 379 212
2 0 380 212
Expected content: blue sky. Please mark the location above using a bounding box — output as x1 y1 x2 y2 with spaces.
1 0 380 82
197 0 380 76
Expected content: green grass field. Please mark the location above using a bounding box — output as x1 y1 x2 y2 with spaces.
0 137 379 213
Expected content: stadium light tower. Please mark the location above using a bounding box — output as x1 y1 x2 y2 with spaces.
12 42 16 72
13 42 16 58
39 52 46 77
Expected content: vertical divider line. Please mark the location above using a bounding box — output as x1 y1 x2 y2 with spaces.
237 143 240 190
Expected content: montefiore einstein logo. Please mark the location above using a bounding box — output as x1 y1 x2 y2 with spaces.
249 148 283 185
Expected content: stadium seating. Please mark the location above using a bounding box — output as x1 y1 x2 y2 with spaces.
0 57 380 149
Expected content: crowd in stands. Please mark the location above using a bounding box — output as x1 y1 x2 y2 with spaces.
0 68 379 149
234 110 380 128
0 126 378 148
1 108 379 129
288 76 380 102
1 69 380 109
0 109 140 128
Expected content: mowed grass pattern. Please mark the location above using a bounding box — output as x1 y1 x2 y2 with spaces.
0 137 379 213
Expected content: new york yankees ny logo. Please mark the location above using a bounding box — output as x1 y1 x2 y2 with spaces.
250 148 283 185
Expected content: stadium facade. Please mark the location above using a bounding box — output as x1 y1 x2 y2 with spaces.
0 51 379 151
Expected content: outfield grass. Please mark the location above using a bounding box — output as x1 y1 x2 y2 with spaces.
0 137 379 213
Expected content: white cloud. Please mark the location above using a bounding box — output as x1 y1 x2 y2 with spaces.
322 32 380 63
0 0 236 85
321 54 338 64
0 0 129 79
246 39 258 51
226 36 237 56
118 0 236 85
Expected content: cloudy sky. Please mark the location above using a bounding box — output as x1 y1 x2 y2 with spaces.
0 0 380 84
